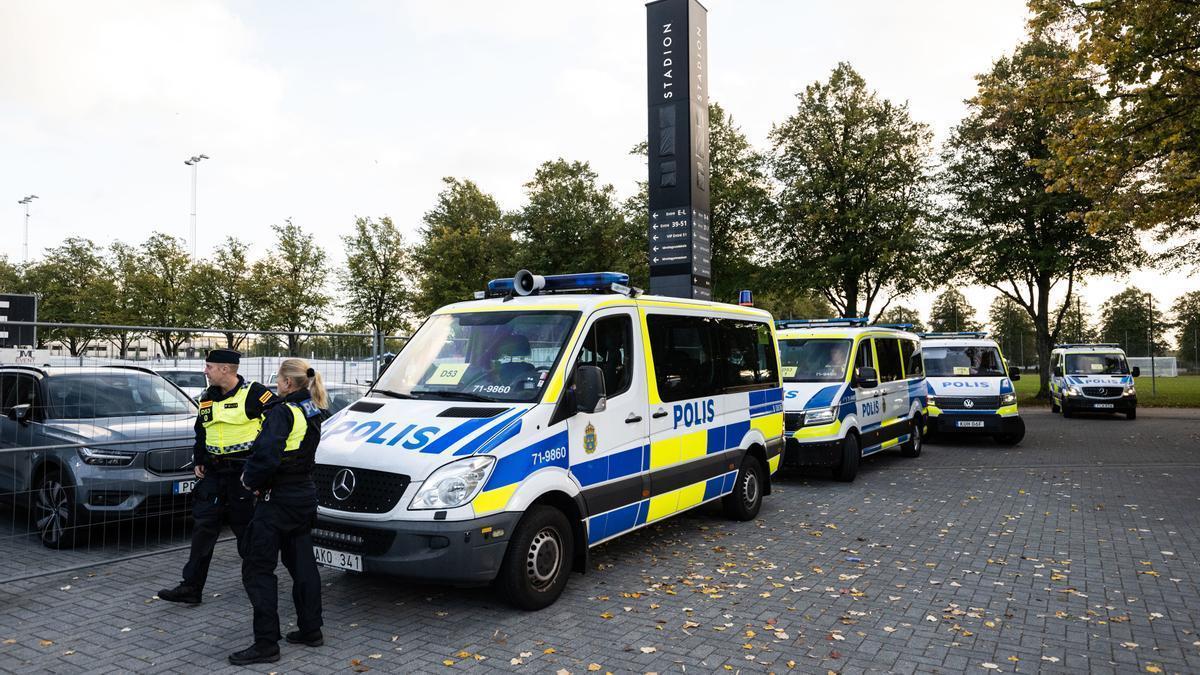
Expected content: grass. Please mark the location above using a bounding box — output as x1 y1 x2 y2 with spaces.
1012 373 1200 408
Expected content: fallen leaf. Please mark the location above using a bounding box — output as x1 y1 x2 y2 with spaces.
883 627 896 633
1145 666 1162 674
544 647 557 654
368 654 382 659
63 650 75 656
1121 642 1139 649
38 639 54 647
588 665 602 672
981 664 1000 670
1041 656 1060 663
455 650 471 658
639 647 657 654
441 660 454 667
600 612 613 620
119 628 131 633
557 670 571 675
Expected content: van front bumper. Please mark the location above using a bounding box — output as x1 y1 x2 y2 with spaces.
1062 396 1136 414
929 412 1023 435
782 436 842 467
313 511 523 584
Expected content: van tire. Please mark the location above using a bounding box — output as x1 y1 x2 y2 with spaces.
1126 409 1136 420
1062 407 1074 419
900 419 922 457
834 434 860 482
496 506 574 611
722 455 764 521
34 469 79 550
994 418 1026 446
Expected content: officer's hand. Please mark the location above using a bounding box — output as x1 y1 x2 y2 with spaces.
194 465 205 479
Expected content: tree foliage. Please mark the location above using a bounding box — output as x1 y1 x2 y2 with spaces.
1099 288 1170 356
0 256 21 293
102 242 147 358
987 296 1036 367
255 220 331 356
876 305 927 333
341 216 413 336
1172 290 1200 368
132 233 206 356
192 237 264 350
22 238 111 355
928 289 982 333
1053 296 1099 345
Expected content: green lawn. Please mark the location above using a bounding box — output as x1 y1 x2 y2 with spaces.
1012 373 1200 408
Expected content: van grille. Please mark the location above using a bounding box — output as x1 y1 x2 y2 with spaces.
936 396 1001 410
313 464 409 514
1082 386 1121 398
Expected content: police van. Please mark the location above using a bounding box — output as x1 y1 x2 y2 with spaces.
311 271 784 609
920 332 1025 445
1049 343 1139 420
777 319 925 482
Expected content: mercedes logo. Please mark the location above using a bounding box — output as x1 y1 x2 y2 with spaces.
963 399 975 408
332 468 356 501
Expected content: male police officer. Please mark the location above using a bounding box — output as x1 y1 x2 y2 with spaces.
158 348 275 604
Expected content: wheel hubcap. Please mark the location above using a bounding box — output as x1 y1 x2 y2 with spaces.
913 426 922 451
35 480 69 543
525 527 562 591
742 472 759 508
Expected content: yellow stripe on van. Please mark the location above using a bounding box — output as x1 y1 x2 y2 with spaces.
647 491 678 521
473 483 518 514
680 428 707 462
636 299 770 318
750 412 784 439
676 481 706 511
649 437 681 469
881 437 901 449
768 454 781 473
881 416 906 427
439 304 581 314
794 419 841 439
541 319 587 404
638 308 662 405
998 404 1019 416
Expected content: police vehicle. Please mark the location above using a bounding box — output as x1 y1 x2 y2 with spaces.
311 271 784 609
920 332 1025 445
1049 343 1139 419
777 319 925 482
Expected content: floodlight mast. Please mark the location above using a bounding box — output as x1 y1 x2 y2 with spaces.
183 154 209 259
17 194 38 263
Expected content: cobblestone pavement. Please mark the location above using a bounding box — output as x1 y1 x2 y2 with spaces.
2 408 1199 674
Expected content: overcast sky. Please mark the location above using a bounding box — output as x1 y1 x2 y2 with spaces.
1 0 1195 326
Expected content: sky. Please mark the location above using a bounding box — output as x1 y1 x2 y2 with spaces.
1 0 1196 330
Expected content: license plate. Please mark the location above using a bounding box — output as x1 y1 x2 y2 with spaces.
313 546 362 572
956 421 985 428
1094 403 1114 409
173 479 196 495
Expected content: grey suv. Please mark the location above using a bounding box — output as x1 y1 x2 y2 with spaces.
0 365 198 548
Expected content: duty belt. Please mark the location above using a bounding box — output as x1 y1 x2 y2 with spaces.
206 441 254 455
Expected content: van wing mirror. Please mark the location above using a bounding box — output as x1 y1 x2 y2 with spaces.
1007 362 1021 381
1131 366 1141 378
1052 365 1063 377
7 403 31 425
574 365 607 414
854 366 878 389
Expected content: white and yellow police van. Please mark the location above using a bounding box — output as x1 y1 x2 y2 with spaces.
1049 343 1139 420
920 332 1025 445
777 319 925 482
311 271 784 609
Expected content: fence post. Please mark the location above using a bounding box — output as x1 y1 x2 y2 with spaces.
372 330 380 384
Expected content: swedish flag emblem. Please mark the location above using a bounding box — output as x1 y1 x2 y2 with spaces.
583 422 597 455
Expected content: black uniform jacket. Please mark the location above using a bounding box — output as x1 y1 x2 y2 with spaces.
241 389 326 495
193 376 275 469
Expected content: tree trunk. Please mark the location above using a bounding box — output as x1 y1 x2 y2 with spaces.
1033 285 1052 399
841 275 859 318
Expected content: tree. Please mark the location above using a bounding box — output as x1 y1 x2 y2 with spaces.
1029 0 1200 264
876 305 927 333
756 289 836 323
1054 297 1099 345
928 289 982 333
192 237 264 350
1172 291 1200 369
22 238 112 355
939 37 1142 396
102 242 147 359
0 255 21 293
1099 288 1170 357
131 233 205 357
988 296 1036 368
255 220 331 356
766 62 934 318
341 216 413 336
411 178 515 317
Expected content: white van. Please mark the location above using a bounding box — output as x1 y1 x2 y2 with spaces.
1049 343 1139 419
920 332 1025 445
777 319 925 482
311 272 784 609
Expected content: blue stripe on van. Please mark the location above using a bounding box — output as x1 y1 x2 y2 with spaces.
453 408 528 456
419 417 493 454
803 384 843 409
749 388 783 407
483 430 569 490
707 426 726 454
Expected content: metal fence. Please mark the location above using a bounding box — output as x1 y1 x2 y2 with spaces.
0 321 406 584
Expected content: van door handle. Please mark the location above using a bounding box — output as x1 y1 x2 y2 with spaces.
625 414 643 424
652 409 668 419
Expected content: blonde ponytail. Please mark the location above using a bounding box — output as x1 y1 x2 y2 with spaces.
279 358 329 409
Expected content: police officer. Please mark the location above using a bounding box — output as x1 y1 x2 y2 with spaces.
158 348 275 605
228 358 326 665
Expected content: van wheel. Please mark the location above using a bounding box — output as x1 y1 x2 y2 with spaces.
834 435 860 482
496 506 573 611
994 417 1026 446
722 455 764 521
1126 409 1136 420
1062 407 1073 419
34 469 79 549
900 420 922 457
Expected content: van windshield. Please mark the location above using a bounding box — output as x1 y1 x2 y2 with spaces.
778 338 852 382
373 311 579 403
923 346 1006 377
1065 353 1129 375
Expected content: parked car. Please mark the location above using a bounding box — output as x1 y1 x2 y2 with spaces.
0 365 198 548
266 382 367 415
155 369 208 401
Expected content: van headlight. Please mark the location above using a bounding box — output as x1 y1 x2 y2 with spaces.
1123 385 1136 396
409 456 496 510
804 406 837 426
1000 393 1016 406
1064 386 1081 397
78 447 138 466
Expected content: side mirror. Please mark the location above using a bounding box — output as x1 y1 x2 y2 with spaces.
574 365 607 414
1008 363 1021 381
7 403 31 425
1131 366 1141 377
1052 365 1063 377
854 366 878 390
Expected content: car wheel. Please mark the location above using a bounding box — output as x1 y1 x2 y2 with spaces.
834 434 860 482
1126 409 1136 420
900 419 922 457
496 506 574 611
34 469 79 549
994 417 1026 446
722 455 764 521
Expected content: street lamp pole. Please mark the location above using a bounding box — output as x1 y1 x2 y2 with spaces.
183 154 209 259
17 195 38 263
1146 292 1157 397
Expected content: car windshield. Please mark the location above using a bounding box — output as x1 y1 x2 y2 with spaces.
778 338 852 382
46 371 197 419
372 310 579 402
160 371 207 388
923 346 1007 377
1066 353 1129 375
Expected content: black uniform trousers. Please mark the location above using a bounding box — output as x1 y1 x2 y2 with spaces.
240 482 323 645
181 468 254 590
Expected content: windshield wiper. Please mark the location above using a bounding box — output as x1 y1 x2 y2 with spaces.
413 390 497 402
373 389 418 400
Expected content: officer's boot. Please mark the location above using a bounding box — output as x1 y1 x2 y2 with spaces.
228 641 280 665
286 629 324 647
157 583 202 605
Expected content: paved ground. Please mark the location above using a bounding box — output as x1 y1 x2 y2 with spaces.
2 408 1199 674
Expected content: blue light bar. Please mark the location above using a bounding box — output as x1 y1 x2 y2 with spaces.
1053 343 1122 349
874 323 915 330
485 272 632 297
919 331 989 339
776 317 869 329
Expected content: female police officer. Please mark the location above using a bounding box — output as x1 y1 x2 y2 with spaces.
228 358 328 665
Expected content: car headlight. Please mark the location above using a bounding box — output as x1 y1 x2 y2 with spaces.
1123 385 1136 396
804 406 837 426
1000 393 1016 405
409 456 496 510
1064 386 1081 397
78 447 137 466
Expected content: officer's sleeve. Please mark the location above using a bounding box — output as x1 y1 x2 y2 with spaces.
244 382 276 420
242 405 290 490
193 398 209 467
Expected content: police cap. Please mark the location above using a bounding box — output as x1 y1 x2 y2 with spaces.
206 348 241 365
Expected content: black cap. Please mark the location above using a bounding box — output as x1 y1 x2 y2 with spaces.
206 348 241 365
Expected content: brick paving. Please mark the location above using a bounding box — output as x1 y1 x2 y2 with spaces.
2 408 1199 674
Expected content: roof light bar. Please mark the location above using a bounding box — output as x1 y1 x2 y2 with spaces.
1053 343 1122 349
919 331 990 339
775 317 869 329
483 271 637 298
874 323 915 330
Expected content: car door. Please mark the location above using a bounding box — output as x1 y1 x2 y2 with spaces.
852 339 884 449
0 372 41 492
872 337 908 450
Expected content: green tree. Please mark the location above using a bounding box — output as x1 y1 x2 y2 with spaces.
0 255 21 293
411 178 515 316
341 216 413 336
255 219 331 356
928 289 982 333
1054 297 1099 345
876 305 927 333
1029 0 1200 264
939 37 1142 396
767 63 934 318
131 233 206 357
1172 291 1200 369
22 238 112 355
987 296 1036 368
1099 288 1170 357
102 242 147 359
756 290 836 323
192 237 264 350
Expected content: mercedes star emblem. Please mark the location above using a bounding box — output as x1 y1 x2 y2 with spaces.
332 468 356 501
963 399 975 408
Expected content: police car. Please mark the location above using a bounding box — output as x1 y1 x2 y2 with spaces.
311 271 784 609
920 332 1025 445
1049 343 1139 420
777 319 925 482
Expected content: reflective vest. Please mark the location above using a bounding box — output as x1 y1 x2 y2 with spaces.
277 398 323 479
283 401 321 453
200 383 263 457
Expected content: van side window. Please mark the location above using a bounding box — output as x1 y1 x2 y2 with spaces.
854 339 875 374
575 314 634 399
900 339 922 377
718 319 779 392
875 338 904 383
646 315 720 402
